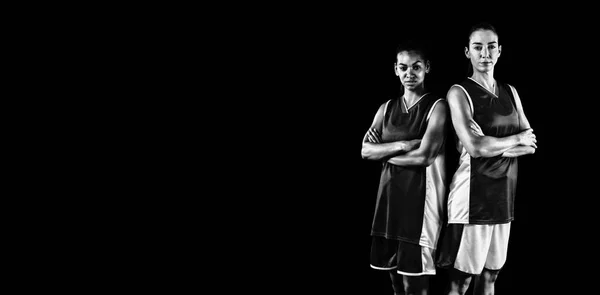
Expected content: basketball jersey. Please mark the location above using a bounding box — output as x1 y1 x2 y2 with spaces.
447 78 521 224
371 93 446 249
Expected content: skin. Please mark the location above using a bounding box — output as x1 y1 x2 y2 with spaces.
445 29 537 295
446 29 536 161
361 50 448 170
361 49 448 295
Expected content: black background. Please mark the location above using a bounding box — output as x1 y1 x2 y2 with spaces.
240 8 595 295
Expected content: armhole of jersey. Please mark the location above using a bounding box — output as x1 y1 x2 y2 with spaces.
507 84 523 130
454 84 473 115
382 99 391 119
507 84 518 108
426 98 444 121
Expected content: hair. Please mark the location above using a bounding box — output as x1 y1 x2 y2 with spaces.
393 39 431 96
394 39 430 64
467 22 499 46
465 22 499 76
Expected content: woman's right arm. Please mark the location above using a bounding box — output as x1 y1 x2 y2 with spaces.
361 102 420 161
447 86 536 158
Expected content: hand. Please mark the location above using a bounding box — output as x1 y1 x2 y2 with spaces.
367 128 382 143
403 139 421 151
469 120 485 136
518 128 537 148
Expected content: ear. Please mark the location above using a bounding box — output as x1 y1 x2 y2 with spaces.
394 63 399 76
464 47 469 58
425 61 431 73
498 45 502 57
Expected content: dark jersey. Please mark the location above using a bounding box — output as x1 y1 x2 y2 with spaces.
371 93 446 248
447 78 522 224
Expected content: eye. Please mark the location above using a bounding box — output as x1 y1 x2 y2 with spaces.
488 45 496 50
399 66 408 71
412 65 421 71
474 46 482 51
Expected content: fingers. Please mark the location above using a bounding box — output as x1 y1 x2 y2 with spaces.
470 126 484 136
367 128 382 143
526 132 537 148
469 121 484 136
367 133 378 143
373 129 382 142
408 139 421 150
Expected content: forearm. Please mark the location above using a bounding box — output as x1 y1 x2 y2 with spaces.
471 134 522 158
387 150 428 166
501 145 536 158
361 141 409 160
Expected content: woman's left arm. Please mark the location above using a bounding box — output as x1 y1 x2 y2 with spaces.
502 85 537 158
387 100 449 166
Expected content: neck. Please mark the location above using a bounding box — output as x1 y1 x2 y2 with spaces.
403 86 426 108
470 71 495 91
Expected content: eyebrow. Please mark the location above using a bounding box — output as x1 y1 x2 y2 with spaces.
471 41 498 45
397 61 423 66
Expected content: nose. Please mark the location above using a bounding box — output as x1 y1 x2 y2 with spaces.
481 47 490 58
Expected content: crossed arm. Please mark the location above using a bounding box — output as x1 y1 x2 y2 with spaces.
446 85 537 158
361 100 449 167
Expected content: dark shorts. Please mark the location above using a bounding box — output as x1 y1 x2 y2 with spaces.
370 236 436 276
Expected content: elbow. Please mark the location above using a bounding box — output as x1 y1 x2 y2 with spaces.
361 151 370 160
468 142 493 158
422 156 435 167
414 154 433 167
465 146 483 158
477 148 494 158
416 157 433 167
361 145 373 160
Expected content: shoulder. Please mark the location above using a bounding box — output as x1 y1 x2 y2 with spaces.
501 82 520 101
376 98 392 111
427 94 448 107
501 81 517 92
375 98 397 118
446 84 468 101
427 97 448 120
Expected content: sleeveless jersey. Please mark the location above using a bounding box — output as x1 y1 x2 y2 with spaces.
371 93 446 249
447 78 521 224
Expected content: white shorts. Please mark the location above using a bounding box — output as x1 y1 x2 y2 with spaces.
436 223 510 275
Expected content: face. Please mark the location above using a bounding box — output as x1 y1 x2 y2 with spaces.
466 29 501 73
394 50 429 91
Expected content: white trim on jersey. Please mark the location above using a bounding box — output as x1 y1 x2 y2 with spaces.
419 144 446 248
468 77 498 98
454 84 474 115
426 98 444 121
507 84 517 98
447 147 471 224
383 99 391 118
404 92 430 111
506 84 523 129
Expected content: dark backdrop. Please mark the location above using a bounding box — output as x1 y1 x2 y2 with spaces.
248 9 594 295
